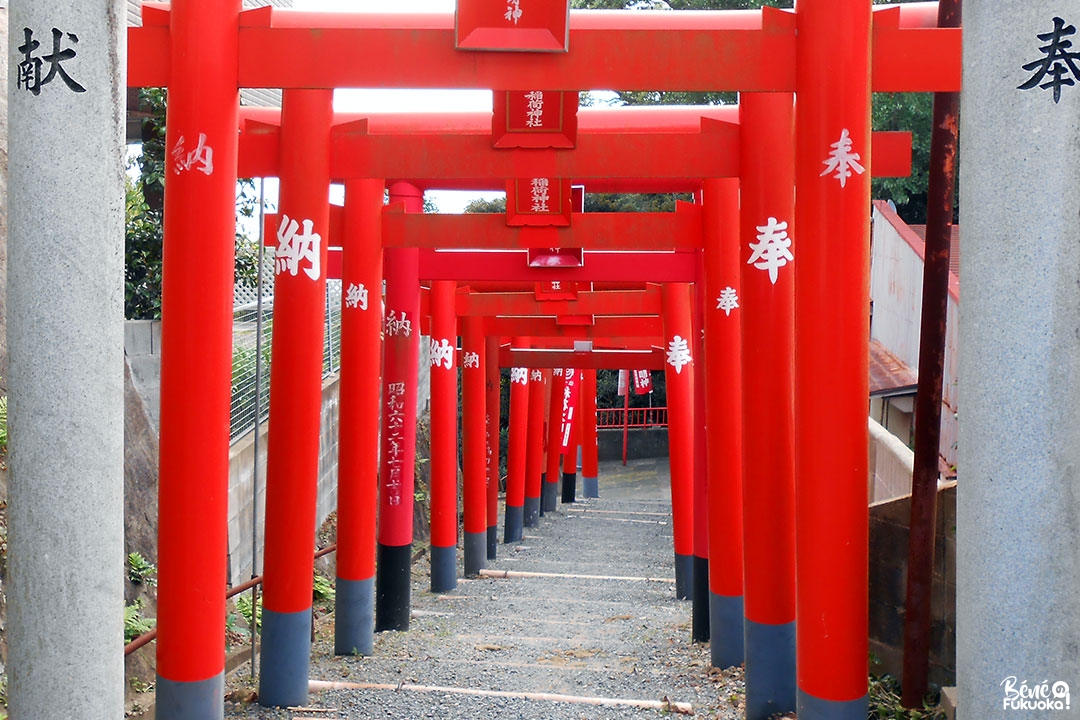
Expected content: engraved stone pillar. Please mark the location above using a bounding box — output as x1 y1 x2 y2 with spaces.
7 1 126 717
959 5 1080 717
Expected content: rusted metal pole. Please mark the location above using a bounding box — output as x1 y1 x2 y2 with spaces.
901 0 962 707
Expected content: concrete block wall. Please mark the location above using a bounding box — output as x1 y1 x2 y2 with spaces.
597 427 669 462
227 375 341 587
123 320 161 431
868 483 957 687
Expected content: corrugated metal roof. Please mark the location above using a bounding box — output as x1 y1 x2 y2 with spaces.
869 339 918 398
910 224 961 282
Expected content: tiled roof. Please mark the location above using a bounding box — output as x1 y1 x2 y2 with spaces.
869 339 918 398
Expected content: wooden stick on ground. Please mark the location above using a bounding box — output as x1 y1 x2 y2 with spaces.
308 680 693 715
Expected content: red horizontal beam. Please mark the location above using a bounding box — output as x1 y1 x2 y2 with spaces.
419 250 696 283
326 120 741 183
487 315 662 339
457 288 661 317
128 6 958 93
498 347 665 371
384 204 702 251
240 111 908 189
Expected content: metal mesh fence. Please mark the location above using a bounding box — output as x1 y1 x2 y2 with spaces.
229 278 344 442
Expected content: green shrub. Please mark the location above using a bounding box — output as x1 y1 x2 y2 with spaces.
124 599 156 643
127 552 157 587
236 592 262 633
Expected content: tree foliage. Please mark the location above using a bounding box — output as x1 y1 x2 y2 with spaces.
463 196 507 214
568 0 938 223
126 88 262 319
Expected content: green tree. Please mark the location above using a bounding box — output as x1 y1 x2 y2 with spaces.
126 88 262 319
463 196 507 214
569 0 938 222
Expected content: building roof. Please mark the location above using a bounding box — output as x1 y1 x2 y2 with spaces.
909 223 961 282
872 200 960 301
869 339 918 398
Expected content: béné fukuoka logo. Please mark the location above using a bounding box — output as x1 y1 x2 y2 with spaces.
1001 676 1071 711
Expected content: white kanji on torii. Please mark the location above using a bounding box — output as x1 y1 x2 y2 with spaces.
530 369 543 382
384 310 412 337
430 338 454 369
505 0 522 24
747 217 794 285
275 214 321 281
463 351 480 369
511 367 529 385
530 178 550 213
820 128 866 188
716 286 739 316
171 132 214 176
525 90 545 127
666 335 692 374
345 282 369 311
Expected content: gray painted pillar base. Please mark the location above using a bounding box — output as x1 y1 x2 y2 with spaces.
155 673 224 720
582 476 599 498
258 607 312 707
375 543 412 632
744 618 796 720
691 555 710 642
523 497 540 527
674 553 693 600
430 545 457 593
487 526 498 560
542 480 559 512
334 578 374 656
538 472 546 517
504 505 524 543
797 691 868 720
464 532 486 577
709 593 745 669
561 471 577 503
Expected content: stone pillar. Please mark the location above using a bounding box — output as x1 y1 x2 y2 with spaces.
959 4 1080 717
7 1 125 717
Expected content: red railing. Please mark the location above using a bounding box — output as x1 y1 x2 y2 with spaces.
596 406 668 429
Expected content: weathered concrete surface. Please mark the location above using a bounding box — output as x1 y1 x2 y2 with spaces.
7 0 127 717
959 4 1080 717
868 483 956 688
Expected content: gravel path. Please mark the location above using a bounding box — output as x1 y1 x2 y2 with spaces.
225 458 747 719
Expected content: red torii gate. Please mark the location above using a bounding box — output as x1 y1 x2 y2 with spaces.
130 3 960 719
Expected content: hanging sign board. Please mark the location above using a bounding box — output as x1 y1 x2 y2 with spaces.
455 0 571 52
492 91 578 148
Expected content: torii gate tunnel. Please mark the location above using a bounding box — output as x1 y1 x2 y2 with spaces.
127 2 960 719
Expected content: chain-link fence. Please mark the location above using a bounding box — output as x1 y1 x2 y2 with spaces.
230 278 344 442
